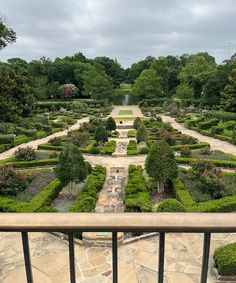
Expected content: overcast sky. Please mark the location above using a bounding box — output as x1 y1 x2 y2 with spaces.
0 0 235 67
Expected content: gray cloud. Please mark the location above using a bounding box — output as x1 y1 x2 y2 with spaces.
0 0 235 67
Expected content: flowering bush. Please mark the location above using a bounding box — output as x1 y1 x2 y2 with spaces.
68 130 89 147
49 137 63 146
59 84 78 98
15 147 36 161
191 160 225 199
0 167 33 196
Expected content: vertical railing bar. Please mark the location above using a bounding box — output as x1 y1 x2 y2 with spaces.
158 232 165 283
68 232 76 283
21 232 33 283
112 232 118 283
200 232 211 283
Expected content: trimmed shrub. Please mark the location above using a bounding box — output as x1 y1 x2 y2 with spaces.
198 118 218 130
49 137 63 146
1 159 58 168
200 147 211 155
172 142 210 151
106 117 116 131
16 127 37 137
205 111 236 122
14 135 34 146
127 140 138 155
133 117 142 130
224 121 236 130
38 144 65 151
0 134 14 145
100 140 116 155
154 199 186 212
214 243 236 276
125 165 151 212
69 165 106 212
138 146 149 154
211 126 224 135
0 144 11 153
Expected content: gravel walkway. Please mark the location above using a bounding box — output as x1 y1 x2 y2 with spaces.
161 115 236 155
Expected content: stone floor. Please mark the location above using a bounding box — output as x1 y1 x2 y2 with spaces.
1 232 236 283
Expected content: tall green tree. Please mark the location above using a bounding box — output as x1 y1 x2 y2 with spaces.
151 57 169 94
145 141 178 193
175 83 194 99
94 126 108 144
0 67 35 121
136 124 149 143
132 69 163 99
54 144 89 191
220 69 236 112
106 117 116 131
0 17 16 49
82 68 113 100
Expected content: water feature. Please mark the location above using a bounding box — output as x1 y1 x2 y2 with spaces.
111 93 139 105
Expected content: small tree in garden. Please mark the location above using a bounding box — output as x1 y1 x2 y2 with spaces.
94 126 108 144
145 140 178 193
54 144 89 192
106 117 116 131
133 117 142 130
136 124 149 143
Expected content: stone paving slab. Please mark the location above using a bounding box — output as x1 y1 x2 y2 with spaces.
1 232 235 283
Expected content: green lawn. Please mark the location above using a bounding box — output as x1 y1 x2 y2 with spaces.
119 110 133 115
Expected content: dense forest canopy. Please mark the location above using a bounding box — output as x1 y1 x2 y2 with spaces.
0 18 236 122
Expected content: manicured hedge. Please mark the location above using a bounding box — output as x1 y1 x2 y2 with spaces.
100 140 116 155
205 111 236 122
0 144 11 153
14 135 34 146
154 198 186 212
0 179 62 212
172 178 236 212
176 157 236 168
0 134 14 145
172 142 209 151
125 165 151 212
198 118 218 130
38 144 65 151
69 165 106 212
214 242 236 276
1 159 58 168
127 140 138 155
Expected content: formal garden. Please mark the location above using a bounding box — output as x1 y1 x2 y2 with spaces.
1 21 236 279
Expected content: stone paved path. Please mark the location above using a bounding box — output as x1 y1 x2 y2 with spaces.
161 115 236 155
0 117 89 160
1 231 236 283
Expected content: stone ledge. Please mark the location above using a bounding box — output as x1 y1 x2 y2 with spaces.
213 267 236 282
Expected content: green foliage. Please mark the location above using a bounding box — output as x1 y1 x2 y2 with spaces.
133 117 142 130
0 19 16 49
1 159 58 168
127 140 138 155
15 147 36 161
125 165 151 212
0 167 33 196
0 134 14 145
175 83 194 99
54 144 89 185
154 198 186 212
100 140 116 155
180 146 191 157
145 141 178 192
132 69 163 99
136 124 149 143
198 118 218 130
205 110 236 122
214 243 236 276
69 165 106 212
49 137 63 146
106 117 116 131
171 142 210 151
221 68 236 112
94 126 108 144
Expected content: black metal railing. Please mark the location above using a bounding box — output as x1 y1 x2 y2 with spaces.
1 213 236 283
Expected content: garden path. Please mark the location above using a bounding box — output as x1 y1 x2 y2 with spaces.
160 115 236 155
0 117 89 160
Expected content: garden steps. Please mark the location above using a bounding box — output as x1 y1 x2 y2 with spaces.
112 141 128 157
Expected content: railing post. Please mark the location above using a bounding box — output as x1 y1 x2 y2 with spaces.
21 232 33 283
201 232 211 283
158 232 165 283
112 232 118 283
68 232 76 283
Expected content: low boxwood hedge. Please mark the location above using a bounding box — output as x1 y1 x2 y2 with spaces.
0 144 11 153
172 178 236 212
100 140 116 155
154 198 186 212
125 165 151 212
38 144 65 151
0 179 62 212
214 242 236 276
172 142 209 151
176 157 236 168
1 159 58 168
0 134 14 145
69 165 106 212
127 140 138 155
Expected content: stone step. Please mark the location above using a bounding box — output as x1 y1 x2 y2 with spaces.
82 232 124 247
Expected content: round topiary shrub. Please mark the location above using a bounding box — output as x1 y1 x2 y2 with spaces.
153 198 186 212
213 242 236 276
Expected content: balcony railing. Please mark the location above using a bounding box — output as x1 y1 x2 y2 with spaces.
0 213 236 283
